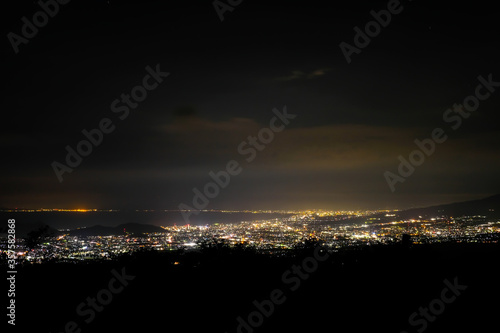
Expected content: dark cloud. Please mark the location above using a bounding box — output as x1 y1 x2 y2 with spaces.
1 0 499 212
173 106 197 119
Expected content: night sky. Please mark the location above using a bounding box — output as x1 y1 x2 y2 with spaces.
1 0 500 210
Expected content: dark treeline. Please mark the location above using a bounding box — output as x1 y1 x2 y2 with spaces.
3 238 499 333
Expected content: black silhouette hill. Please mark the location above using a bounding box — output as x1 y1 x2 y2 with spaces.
398 194 500 220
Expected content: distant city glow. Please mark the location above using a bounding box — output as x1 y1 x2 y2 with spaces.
1 210 498 263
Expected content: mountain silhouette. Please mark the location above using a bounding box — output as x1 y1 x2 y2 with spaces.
398 194 500 219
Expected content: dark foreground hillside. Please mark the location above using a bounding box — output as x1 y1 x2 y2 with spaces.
4 240 500 333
